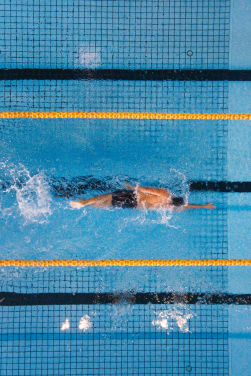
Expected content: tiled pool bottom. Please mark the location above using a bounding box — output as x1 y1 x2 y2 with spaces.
0 267 229 376
0 113 230 375
0 0 251 373
0 117 228 261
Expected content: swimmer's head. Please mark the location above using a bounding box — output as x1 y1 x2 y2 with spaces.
171 196 185 207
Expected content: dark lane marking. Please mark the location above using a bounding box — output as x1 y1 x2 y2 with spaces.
0 292 250 306
51 179 251 196
0 69 251 81
189 181 251 193
1 177 251 196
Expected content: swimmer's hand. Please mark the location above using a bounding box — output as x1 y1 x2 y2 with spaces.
70 201 83 209
205 203 216 209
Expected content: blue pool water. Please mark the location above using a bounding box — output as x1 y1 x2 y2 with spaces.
0 0 251 375
0 118 226 261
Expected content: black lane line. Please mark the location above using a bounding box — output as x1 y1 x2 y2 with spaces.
0 292 250 306
50 180 251 197
0 69 251 81
189 181 251 193
1 178 251 197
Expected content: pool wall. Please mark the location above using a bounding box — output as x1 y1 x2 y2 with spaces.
229 0 251 373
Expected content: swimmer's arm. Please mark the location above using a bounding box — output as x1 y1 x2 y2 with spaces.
124 183 170 197
183 203 216 210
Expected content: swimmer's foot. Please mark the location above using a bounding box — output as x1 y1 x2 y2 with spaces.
70 201 84 209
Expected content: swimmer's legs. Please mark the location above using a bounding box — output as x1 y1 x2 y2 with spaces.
70 194 112 209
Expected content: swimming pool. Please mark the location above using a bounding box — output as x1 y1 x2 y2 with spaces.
0 0 251 375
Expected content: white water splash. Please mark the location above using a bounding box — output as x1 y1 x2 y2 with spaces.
110 301 135 331
61 318 70 331
0 162 52 223
169 168 189 204
119 207 177 230
79 46 101 68
119 208 147 230
118 170 189 229
152 308 195 333
78 315 92 331
152 209 178 228
16 173 52 223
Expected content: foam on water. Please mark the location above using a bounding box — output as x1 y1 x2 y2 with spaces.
109 301 135 331
151 209 179 228
61 318 70 331
152 307 196 333
78 315 92 331
0 162 52 223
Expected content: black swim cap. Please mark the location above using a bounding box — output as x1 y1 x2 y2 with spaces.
172 196 185 207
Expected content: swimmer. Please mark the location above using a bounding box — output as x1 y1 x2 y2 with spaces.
70 183 216 211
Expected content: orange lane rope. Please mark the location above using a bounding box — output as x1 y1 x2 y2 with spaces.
0 112 251 120
0 259 250 267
